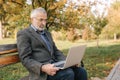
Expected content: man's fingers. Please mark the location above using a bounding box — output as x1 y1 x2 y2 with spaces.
50 71 56 76
41 64 59 76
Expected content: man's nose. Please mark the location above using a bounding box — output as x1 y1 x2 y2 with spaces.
42 21 46 25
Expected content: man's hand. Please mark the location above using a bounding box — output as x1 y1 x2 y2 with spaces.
73 64 80 67
41 64 59 76
75 64 80 67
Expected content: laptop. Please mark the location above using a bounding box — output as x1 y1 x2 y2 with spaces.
53 45 86 69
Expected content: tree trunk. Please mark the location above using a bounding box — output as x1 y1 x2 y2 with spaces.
14 29 18 40
96 36 99 48
114 33 117 41
0 20 3 39
66 28 75 41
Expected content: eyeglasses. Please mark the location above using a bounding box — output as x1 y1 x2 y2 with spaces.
34 17 47 22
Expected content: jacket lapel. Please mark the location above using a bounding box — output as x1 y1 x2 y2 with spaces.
28 27 50 53
44 30 54 54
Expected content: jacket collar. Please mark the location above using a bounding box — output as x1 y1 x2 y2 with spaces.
28 25 53 54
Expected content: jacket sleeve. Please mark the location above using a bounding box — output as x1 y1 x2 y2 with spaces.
17 30 43 76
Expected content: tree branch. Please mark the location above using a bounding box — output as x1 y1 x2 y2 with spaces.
11 0 23 7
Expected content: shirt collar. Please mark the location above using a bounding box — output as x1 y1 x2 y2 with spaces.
31 24 37 32
31 24 45 34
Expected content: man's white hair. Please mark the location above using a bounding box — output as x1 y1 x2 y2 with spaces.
30 7 47 18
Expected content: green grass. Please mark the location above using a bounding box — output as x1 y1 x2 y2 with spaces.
0 38 120 80
0 38 16 44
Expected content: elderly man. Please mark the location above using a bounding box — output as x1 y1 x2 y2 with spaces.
17 7 87 80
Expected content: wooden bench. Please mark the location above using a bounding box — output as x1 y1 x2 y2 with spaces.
106 58 120 80
0 44 19 67
0 44 29 80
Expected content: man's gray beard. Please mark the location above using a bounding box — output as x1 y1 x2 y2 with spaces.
37 26 45 31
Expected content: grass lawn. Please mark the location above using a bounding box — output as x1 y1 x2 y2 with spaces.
0 38 120 80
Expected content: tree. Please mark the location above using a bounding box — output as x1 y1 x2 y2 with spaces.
66 0 108 42
27 0 82 41
60 2 81 41
0 0 67 39
0 21 2 39
0 0 25 39
92 17 108 47
85 0 108 47
57 1 94 41
105 2 120 40
29 0 67 29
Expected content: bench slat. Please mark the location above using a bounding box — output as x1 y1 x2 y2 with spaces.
0 54 20 67
0 44 17 55
0 48 18 55
106 58 120 80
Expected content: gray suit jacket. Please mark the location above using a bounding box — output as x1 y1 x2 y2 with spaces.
17 26 65 80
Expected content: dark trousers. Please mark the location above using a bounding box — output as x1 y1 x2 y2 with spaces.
47 67 87 80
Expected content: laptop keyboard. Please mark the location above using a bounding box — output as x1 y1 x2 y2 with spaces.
53 61 65 68
55 63 64 67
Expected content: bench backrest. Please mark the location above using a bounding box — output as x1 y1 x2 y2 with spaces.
0 44 20 67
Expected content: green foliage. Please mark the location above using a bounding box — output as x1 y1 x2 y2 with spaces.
0 0 107 41
101 1 120 40
91 17 108 37
0 0 119 42
88 16 108 47
57 1 93 41
0 0 68 39
60 3 80 30
0 0 26 38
